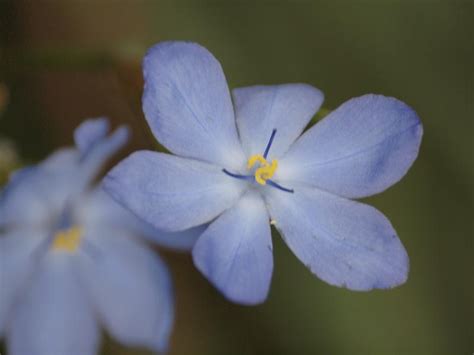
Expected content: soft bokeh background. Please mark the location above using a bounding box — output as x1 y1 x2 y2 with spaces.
0 1 472 354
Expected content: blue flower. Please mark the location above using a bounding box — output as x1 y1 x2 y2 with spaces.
105 42 423 305
0 118 201 354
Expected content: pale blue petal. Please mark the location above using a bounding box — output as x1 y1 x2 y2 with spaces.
43 124 128 197
7 253 99 355
104 151 245 231
78 230 174 353
0 167 67 228
5 167 37 188
0 167 42 227
77 188 207 251
39 148 79 172
79 125 129 189
278 95 423 198
142 41 246 169
0 231 47 335
265 186 409 290
39 149 87 205
145 224 207 251
73 117 110 155
193 191 272 305
233 84 324 158
4 122 126 218
0 150 80 228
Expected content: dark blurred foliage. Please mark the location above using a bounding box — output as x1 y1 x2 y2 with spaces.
0 1 472 355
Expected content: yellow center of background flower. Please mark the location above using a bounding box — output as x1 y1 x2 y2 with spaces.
52 225 83 252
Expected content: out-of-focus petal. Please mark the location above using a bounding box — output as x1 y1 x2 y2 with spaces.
73 117 110 155
193 191 273 305
78 230 173 353
265 185 409 291
0 149 83 228
0 231 47 335
142 41 245 169
0 167 43 227
79 125 129 189
104 151 245 232
39 148 79 173
6 253 100 355
233 84 324 158
0 170 65 228
278 95 423 198
77 187 205 251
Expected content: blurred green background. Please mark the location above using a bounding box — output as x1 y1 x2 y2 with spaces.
0 1 472 354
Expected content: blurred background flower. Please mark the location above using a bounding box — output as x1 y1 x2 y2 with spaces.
0 119 189 355
0 1 472 355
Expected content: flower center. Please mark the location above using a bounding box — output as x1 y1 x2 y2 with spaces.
222 129 293 193
247 154 278 185
51 225 82 252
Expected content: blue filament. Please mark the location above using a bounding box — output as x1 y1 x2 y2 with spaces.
263 129 277 159
222 169 254 181
267 180 294 193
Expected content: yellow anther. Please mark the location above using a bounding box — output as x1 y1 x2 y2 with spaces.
52 226 82 252
247 154 267 170
247 154 278 185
